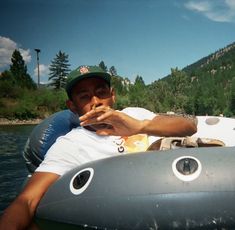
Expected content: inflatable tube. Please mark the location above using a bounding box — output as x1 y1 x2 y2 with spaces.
36 146 235 229
21 113 235 229
32 115 235 229
23 110 80 173
193 116 235 146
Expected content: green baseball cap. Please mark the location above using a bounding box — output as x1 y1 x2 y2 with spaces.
66 65 111 98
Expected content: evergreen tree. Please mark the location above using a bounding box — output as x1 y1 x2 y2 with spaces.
49 51 70 89
99 61 108 72
109 66 117 76
10 49 36 89
148 80 172 113
167 68 190 113
134 75 145 86
0 70 16 97
129 75 147 108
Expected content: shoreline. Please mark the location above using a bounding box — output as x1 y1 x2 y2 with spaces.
0 118 43 126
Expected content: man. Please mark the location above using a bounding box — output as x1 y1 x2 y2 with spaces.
0 65 197 230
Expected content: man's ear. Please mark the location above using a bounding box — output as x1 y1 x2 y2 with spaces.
66 99 77 113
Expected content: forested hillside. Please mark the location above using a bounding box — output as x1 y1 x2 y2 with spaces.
162 42 235 116
114 42 235 116
1 43 235 120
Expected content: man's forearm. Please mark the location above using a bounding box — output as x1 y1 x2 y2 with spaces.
140 115 197 137
0 197 35 230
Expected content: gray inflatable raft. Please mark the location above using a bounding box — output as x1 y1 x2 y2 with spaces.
36 146 235 229
23 113 234 229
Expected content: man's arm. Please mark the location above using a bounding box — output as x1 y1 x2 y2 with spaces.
0 172 59 230
139 114 197 137
79 106 197 137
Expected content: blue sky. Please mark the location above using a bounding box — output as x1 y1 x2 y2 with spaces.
1 0 235 84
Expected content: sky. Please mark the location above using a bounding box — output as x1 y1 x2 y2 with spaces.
1 0 235 84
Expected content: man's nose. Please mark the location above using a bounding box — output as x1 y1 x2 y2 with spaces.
91 95 102 108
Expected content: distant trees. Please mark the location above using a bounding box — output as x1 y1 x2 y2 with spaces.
109 66 117 76
0 49 36 98
9 50 36 89
0 70 15 98
99 61 108 72
128 75 147 108
2 48 235 120
49 51 70 89
94 60 235 117
0 50 68 119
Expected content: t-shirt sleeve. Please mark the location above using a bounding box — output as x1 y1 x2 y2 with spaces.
121 107 156 120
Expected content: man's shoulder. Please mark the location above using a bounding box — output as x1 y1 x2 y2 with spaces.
121 107 151 113
121 107 156 119
56 126 83 140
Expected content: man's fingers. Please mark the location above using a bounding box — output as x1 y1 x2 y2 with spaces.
80 118 99 126
80 106 112 122
97 109 113 121
80 112 99 122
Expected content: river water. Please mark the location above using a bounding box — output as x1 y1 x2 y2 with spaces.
0 125 91 230
0 125 35 214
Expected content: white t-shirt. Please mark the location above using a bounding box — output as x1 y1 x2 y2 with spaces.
36 107 159 175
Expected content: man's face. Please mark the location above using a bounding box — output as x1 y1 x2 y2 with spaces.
67 77 115 116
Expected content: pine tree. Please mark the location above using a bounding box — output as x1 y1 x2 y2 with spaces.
134 75 145 86
10 49 36 89
49 51 70 89
129 75 147 108
99 61 107 72
109 66 117 76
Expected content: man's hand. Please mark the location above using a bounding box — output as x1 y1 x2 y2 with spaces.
79 106 197 137
79 106 144 136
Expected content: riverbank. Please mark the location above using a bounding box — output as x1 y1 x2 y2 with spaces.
0 118 42 125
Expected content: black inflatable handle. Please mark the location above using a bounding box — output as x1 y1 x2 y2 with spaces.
23 110 80 173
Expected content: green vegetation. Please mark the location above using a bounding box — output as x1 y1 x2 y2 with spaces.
113 42 235 117
49 50 70 89
1 43 235 120
0 87 67 120
0 50 67 120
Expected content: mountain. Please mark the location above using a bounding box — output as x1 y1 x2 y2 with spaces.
183 42 235 76
148 41 235 116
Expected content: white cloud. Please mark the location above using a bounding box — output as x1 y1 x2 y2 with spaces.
226 0 235 8
0 36 31 68
184 0 235 23
19 48 31 63
0 36 17 68
185 1 211 12
34 64 50 84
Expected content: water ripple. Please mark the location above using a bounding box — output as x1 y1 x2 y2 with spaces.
0 125 35 214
